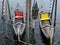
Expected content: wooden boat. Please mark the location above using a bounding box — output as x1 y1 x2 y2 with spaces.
39 13 54 39
32 0 39 29
32 1 39 19
13 4 25 38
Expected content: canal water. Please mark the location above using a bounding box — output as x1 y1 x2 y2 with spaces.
0 0 60 45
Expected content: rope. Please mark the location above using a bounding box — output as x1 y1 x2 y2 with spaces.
13 22 25 26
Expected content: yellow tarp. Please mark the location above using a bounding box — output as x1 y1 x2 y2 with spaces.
40 13 50 20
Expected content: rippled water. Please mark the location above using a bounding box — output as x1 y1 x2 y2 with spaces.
0 0 60 45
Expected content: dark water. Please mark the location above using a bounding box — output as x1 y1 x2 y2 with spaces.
0 19 15 45
0 17 60 45
0 0 60 45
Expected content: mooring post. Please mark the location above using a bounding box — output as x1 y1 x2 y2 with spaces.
26 0 30 45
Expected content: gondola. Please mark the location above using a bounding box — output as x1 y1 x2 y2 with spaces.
32 0 39 29
32 1 39 19
39 13 54 39
13 4 25 39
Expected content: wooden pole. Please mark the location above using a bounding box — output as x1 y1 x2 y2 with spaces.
50 0 55 20
54 0 57 30
50 30 53 45
33 0 35 5
2 0 4 17
26 0 30 45
6 0 11 21
50 0 57 44
29 0 31 22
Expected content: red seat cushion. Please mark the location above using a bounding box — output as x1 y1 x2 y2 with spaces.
15 11 23 18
